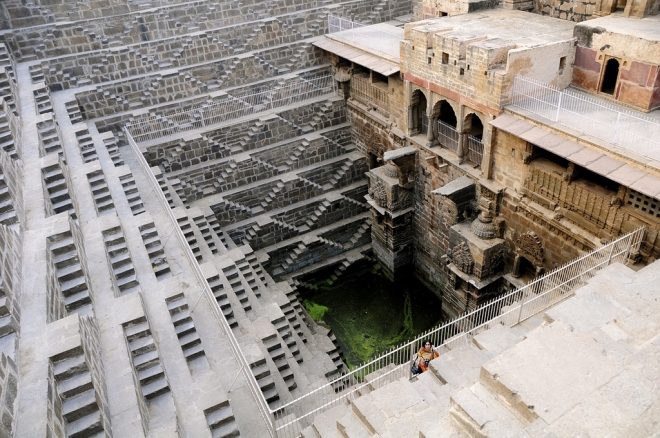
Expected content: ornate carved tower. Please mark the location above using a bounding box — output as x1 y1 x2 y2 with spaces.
365 147 418 278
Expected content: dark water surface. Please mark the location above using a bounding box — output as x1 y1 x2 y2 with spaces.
299 260 444 368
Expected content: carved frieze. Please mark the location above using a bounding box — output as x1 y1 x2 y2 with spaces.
515 231 545 265
371 181 387 208
450 242 474 275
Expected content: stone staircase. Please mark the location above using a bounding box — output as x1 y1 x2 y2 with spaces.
87 170 115 216
301 260 660 437
0 112 17 161
138 222 172 280
119 172 146 216
75 129 97 163
37 119 63 156
42 161 76 217
166 293 206 364
47 232 92 314
0 172 18 226
50 345 110 438
203 400 240 438
102 226 140 296
123 316 172 401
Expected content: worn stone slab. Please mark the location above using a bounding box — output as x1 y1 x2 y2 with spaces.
482 320 625 424
473 323 525 356
352 393 388 435
312 403 349 438
451 387 494 428
545 285 629 333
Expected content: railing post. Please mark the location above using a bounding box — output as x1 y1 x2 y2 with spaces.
555 91 562 122
612 112 621 145
606 239 616 266
516 290 527 324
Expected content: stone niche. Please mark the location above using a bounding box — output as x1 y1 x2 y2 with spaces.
365 147 417 277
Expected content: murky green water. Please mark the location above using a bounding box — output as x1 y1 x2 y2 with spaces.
299 261 444 368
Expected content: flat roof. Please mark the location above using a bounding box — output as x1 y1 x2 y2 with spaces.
575 13 660 43
313 22 403 76
407 9 575 48
313 38 400 76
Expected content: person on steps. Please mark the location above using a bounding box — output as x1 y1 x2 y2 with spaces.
416 339 439 373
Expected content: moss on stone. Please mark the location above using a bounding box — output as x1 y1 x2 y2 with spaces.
304 300 329 321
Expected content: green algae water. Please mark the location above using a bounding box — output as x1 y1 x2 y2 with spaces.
300 260 443 368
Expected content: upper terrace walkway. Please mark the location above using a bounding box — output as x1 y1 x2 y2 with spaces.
510 76 660 164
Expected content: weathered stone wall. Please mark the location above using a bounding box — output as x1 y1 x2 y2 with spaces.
0 353 18 438
411 146 475 303
0 223 21 345
536 0 597 22
492 127 660 266
413 0 500 19
79 316 112 436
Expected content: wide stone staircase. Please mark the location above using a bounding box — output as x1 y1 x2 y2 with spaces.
301 260 660 437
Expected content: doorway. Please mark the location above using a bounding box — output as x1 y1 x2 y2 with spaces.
600 58 620 95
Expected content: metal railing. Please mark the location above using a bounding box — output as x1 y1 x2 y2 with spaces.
466 134 483 166
124 129 276 437
511 76 660 161
327 14 401 59
126 74 336 143
437 120 459 153
271 226 644 437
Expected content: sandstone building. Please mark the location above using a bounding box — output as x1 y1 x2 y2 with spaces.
0 0 657 437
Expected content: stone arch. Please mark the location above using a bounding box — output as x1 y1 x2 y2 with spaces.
410 88 428 135
463 111 485 139
512 232 545 278
434 99 458 128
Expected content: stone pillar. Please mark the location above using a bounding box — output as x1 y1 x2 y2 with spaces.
456 106 466 162
481 122 494 179
426 109 435 144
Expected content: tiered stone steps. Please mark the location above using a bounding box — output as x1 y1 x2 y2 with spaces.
0 111 17 161
102 136 124 167
102 226 140 296
205 270 238 329
222 264 251 313
0 172 18 226
203 400 240 438
47 232 92 314
33 83 53 114
175 211 202 262
51 346 109 438
75 129 97 163
86 170 115 216
118 172 146 216
37 118 63 157
138 222 171 280
166 293 206 363
123 316 171 401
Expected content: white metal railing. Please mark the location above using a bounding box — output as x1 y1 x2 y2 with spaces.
466 134 483 166
327 14 401 59
126 74 336 143
124 129 276 436
511 76 660 161
271 226 645 437
437 119 459 153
